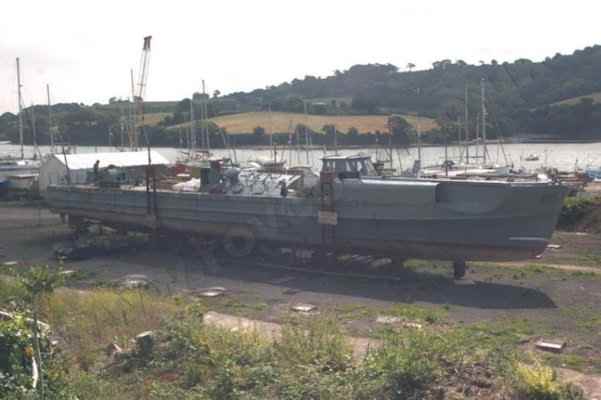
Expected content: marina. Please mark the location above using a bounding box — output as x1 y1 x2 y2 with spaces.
2 20 601 398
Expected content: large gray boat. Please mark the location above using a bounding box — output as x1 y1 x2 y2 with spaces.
45 154 568 278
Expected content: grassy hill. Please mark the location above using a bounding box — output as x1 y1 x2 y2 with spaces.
170 111 438 134
141 112 171 126
220 45 601 140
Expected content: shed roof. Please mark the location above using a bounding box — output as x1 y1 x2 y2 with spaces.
49 151 170 170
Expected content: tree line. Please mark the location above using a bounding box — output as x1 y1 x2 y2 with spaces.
3 44 601 145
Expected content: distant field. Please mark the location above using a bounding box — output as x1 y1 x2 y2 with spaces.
142 112 170 126
171 112 438 134
100 101 178 113
552 91 601 106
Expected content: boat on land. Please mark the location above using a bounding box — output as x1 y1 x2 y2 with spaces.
6 173 38 191
45 154 568 278
0 157 40 177
0 59 41 190
0 157 40 192
585 167 601 182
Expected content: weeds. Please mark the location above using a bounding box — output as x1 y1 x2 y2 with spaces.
0 268 590 399
277 317 352 371
42 288 177 370
512 359 584 400
388 303 447 324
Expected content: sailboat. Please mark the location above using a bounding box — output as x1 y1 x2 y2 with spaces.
0 58 41 192
419 80 519 180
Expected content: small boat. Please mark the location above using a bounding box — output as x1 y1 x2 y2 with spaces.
0 141 12 145
585 168 601 182
524 154 540 162
7 173 38 191
419 160 514 179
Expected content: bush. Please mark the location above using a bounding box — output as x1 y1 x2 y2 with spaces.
512 361 584 400
277 317 352 371
557 196 601 231
0 317 37 396
360 330 453 399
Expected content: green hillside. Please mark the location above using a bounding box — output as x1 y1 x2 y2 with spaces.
3 44 601 145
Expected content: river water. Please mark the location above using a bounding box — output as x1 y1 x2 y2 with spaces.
0 142 596 172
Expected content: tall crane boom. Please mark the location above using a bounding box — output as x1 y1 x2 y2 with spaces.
136 36 152 100
131 36 152 149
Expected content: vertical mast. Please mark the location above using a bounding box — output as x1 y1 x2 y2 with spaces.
120 106 126 150
16 58 24 160
190 94 196 151
202 80 209 152
47 84 54 153
332 125 337 156
31 104 38 157
296 121 301 164
130 69 136 149
268 103 274 160
481 78 487 165
388 130 393 169
475 112 480 160
414 88 422 170
303 100 310 164
464 84 469 164
416 112 422 167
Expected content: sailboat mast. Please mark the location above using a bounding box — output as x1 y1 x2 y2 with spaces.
464 84 469 164
333 123 338 155
481 78 487 165
388 130 393 169
31 104 38 156
16 58 24 160
268 103 274 160
416 112 422 167
47 84 54 153
202 80 210 152
304 100 310 164
190 93 196 151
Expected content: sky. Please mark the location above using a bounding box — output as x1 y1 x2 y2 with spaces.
1 0 600 113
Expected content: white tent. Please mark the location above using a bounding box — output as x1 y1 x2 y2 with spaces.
39 151 170 191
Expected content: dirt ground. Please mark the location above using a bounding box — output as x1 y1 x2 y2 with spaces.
1 202 601 375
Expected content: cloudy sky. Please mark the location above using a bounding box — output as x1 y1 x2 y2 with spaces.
1 0 599 113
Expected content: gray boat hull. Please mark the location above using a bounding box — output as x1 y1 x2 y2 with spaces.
46 178 568 262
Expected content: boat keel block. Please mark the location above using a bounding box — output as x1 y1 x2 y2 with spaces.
453 260 467 279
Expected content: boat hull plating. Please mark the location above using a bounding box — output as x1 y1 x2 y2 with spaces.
46 178 568 262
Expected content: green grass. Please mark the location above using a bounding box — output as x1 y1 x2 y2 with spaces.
42 287 179 371
171 111 439 135
388 303 447 324
0 268 589 399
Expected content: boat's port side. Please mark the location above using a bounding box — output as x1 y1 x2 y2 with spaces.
46 178 569 281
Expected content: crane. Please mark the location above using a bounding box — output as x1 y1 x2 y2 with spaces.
129 35 152 149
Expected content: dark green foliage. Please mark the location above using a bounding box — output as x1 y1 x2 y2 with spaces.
558 196 601 231
523 98 601 138
220 45 601 140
